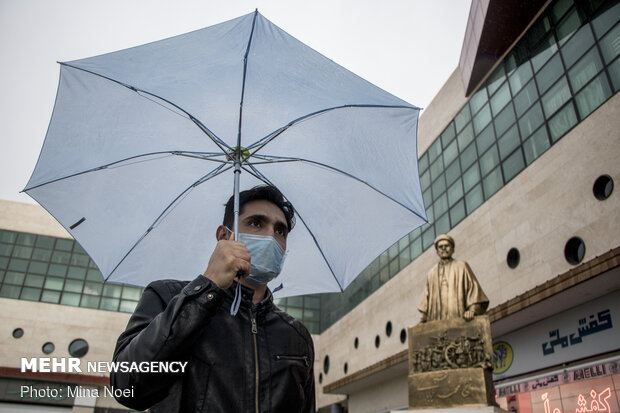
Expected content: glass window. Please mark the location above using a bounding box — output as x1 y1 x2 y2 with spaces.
454 104 471 133
470 88 488 115
429 156 444 182
592 3 620 37
60 292 81 306
51 251 71 265
120 300 138 313
67 266 87 280
480 146 500 177
32 248 52 262
445 160 461 187
476 123 496 155
422 225 435 250
529 16 553 49
473 103 492 135
561 25 596 68
423 187 432 208
443 139 459 167
536 53 564 94
55 239 74 252
465 184 484 214
71 253 90 267
503 149 526 183
491 81 511 115
5 271 25 285
122 286 143 300
81 294 100 309
0 231 17 243
494 102 516 137
20 287 41 301
519 102 545 138
514 79 539 117
556 7 581 43
16 233 36 246
64 279 83 293
0 284 21 298
35 236 55 249
24 274 44 288
531 33 558 72
41 290 61 304
549 103 578 142
48 264 67 277
431 175 446 199
460 142 477 171
86 268 103 281
410 237 422 259
28 261 47 275
434 213 450 237
44 277 64 291
418 152 429 173
420 169 430 190
523 127 551 165
428 139 442 163
457 124 474 151
498 124 521 160
487 66 507 96
12 246 33 260
575 72 612 118
103 284 123 298
305 296 321 309
450 199 466 227
8 259 28 272
0 256 7 269
599 23 620 64
447 179 464 207
509 61 534 94
542 76 572 117
434 193 448 218
440 123 456 148
483 167 504 198
572 49 606 95
0 243 13 257
551 0 574 25
609 56 620 91
463 163 481 193
83 281 103 295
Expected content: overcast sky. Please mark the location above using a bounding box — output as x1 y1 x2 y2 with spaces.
0 0 472 205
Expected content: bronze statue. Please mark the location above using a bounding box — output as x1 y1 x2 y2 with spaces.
418 234 489 323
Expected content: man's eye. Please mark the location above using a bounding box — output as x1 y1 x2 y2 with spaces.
249 220 260 227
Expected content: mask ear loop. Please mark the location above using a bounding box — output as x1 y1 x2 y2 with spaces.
230 280 242 316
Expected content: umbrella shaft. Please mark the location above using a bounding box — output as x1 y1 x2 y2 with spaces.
233 161 241 237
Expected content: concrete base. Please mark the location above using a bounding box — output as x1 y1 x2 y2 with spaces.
392 406 508 413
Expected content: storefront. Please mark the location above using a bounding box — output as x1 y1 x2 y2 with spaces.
493 291 620 412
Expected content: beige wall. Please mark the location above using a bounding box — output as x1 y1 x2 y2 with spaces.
0 200 70 238
316 91 620 409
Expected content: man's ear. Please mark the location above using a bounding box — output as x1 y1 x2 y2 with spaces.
216 225 229 241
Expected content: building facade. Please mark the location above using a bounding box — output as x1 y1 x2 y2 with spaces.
1 0 619 412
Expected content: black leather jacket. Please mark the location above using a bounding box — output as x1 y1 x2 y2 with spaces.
111 275 315 412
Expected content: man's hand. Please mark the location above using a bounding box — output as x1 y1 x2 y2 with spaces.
203 233 251 290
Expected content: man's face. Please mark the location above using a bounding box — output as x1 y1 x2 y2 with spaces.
236 199 288 250
435 240 453 259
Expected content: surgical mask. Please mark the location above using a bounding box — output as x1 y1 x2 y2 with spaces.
237 232 286 286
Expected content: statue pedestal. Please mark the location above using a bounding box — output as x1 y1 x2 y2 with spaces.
407 316 497 410
392 406 507 413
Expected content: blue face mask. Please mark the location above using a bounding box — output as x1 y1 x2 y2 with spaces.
237 232 286 286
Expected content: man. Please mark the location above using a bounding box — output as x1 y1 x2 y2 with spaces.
111 185 315 412
418 234 489 323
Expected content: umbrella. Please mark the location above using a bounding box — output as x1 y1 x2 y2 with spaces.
24 10 427 299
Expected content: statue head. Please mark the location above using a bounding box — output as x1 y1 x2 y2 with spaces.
434 234 454 260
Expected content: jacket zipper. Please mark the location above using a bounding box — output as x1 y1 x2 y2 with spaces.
250 309 259 413
274 355 309 367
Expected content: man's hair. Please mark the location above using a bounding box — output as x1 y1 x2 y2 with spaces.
223 185 296 232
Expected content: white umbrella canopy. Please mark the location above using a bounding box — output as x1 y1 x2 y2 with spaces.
24 11 427 298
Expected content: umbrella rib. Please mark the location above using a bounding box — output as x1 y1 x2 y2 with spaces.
235 9 259 152
24 151 228 191
246 104 419 155
248 154 428 224
104 163 232 281
59 62 232 152
242 163 345 292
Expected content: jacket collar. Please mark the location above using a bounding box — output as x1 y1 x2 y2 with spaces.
224 281 274 314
